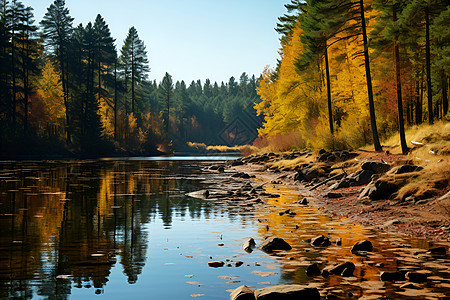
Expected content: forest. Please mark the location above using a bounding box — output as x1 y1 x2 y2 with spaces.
256 0 449 154
0 0 262 157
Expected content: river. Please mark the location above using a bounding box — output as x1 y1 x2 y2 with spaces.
0 158 449 299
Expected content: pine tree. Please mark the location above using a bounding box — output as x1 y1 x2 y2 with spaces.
40 0 74 144
93 14 115 106
18 6 38 132
159 72 173 136
120 26 149 114
371 0 408 154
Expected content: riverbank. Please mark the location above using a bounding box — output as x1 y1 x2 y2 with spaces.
210 149 450 242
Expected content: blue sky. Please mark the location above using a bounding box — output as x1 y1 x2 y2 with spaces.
28 0 290 84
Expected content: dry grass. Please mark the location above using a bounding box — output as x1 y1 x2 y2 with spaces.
267 156 313 170
377 121 450 201
381 121 450 157
186 142 257 155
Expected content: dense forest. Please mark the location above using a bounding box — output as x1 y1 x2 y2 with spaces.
0 0 262 157
256 0 449 153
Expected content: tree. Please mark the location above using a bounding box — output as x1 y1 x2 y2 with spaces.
159 72 173 136
93 14 115 106
40 0 74 144
120 26 149 114
372 0 408 154
18 6 38 132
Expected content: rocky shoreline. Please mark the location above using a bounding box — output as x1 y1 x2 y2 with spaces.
196 150 450 299
219 150 450 242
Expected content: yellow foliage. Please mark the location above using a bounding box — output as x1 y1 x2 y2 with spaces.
33 60 65 127
255 7 394 151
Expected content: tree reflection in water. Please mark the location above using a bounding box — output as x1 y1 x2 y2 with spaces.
0 160 219 298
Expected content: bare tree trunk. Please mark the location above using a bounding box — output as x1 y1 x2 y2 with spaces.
425 6 433 125
325 46 334 135
393 7 408 154
360 0 382 151
114 59 118 142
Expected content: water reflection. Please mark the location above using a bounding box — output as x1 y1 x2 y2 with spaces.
0 160 245 299
1 160 449 299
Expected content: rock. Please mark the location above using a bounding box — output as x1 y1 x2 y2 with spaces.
328 262 355 276
359 179 400 200
208 261 225 268
235 261 244 267
383 219 401 227
311 235 331 247
254 284 320 300
335 170 375 189
306 263 321 277
351 240 373 253
258 237 292 253
232 160 244 167
297 198 308 205
232 172 251 179
318 149 326 155
380 271 405 281
405 272 428 283
243 238 256 253
427 246 446 256
218 166 225 173
361 161 391 174
230 285 255 300
241 183 254 191
395 165 423 174
326 192 343 199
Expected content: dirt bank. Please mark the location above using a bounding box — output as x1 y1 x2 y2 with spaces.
224 150 450 242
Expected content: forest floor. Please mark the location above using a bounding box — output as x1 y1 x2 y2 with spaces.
227 150 450 242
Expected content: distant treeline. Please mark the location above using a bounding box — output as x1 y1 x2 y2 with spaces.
0 0 262 157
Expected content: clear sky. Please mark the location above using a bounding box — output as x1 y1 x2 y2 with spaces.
28 0 290 84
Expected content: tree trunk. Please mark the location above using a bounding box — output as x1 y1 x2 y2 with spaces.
393 7 408 155
443 76 448 117
415 81 421 125
360 0 382 151
59 43 71 145
166 94 170 136
114 59 118 142
425 6 433 125
324 46 334 134
11 22 16 127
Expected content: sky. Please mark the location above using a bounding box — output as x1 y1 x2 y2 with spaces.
28 0 290 84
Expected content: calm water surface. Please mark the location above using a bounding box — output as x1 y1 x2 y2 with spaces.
0 158 449 299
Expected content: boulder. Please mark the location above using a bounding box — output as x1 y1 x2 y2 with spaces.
230 285 255 300
254 284 320 300
380 271 406 281
361 161 390 174
326 192 343 199
359 179 400 200
351 240 373 253
231 160 244 167
328 262 355 276
311 235 331 247
306 263 321 277
406 272 428 283
243 238 256 253
208 261 225 268
258 237 292 253
427 246 447 256
232 172 251 179
395 165 423 174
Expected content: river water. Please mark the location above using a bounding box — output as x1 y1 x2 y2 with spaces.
0 158 449 299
